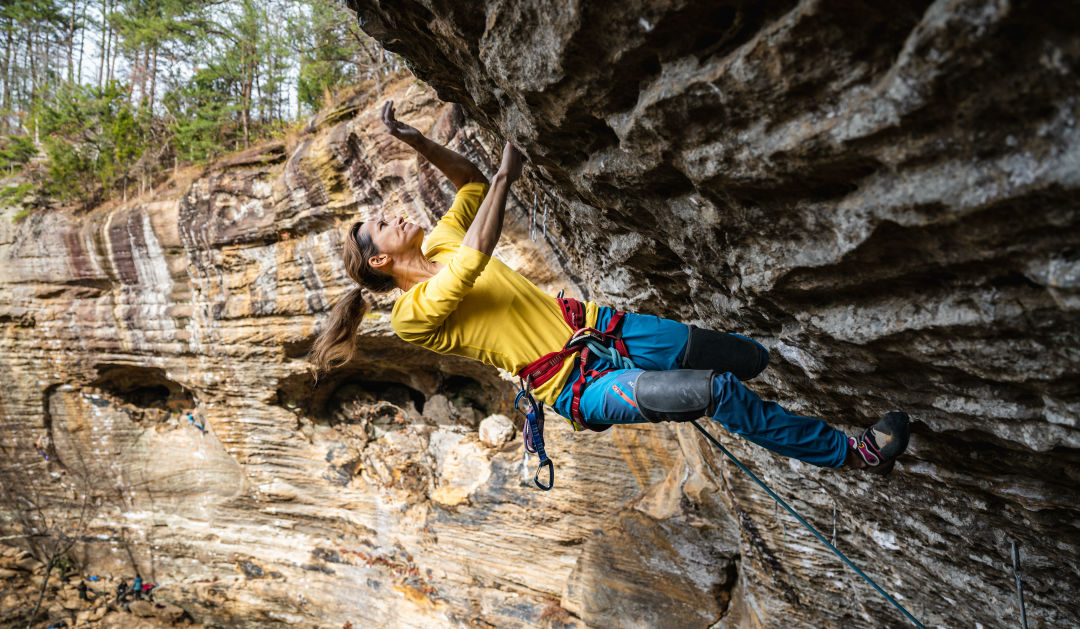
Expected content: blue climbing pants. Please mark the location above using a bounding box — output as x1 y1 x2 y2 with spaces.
551 307 850 468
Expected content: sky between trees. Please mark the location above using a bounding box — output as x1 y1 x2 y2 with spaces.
0 0 401 208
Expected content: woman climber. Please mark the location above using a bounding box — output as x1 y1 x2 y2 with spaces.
310 100 910 476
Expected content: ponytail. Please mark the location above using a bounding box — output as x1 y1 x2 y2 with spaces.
309 286 369 375
308 221 396 378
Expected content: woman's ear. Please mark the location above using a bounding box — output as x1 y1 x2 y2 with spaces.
369 253 390 270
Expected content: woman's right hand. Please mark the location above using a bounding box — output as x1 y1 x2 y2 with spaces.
499 141 523 182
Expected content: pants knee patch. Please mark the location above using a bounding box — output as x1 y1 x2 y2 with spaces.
682 326 768 380
633 369 716 422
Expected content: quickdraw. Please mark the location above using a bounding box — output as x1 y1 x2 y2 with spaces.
515 379 553 490
513 297 638 491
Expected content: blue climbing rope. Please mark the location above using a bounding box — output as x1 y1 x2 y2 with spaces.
688 419 926 629
580 336 634 369
567 339 922 625
525 326 923 625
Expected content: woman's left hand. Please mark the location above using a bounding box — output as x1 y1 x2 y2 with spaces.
499 142 523 182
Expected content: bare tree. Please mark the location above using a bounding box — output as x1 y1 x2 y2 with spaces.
0 435 102 628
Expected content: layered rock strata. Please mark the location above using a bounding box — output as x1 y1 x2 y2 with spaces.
343 1 1080 628
2 81 722 628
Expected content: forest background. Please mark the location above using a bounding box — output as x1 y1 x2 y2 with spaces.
0 0 399 212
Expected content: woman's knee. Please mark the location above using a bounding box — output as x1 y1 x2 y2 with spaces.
634 369 717 421
681 326 769 380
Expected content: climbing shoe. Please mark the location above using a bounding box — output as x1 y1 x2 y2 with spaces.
849 411 910 475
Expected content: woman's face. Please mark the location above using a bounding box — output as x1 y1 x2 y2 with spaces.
359 217 424 265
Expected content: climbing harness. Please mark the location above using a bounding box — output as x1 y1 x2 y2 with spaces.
1011 540 1028 629
688 420 927 629
515 380 553 490
518 297 631 431
513 297 636 490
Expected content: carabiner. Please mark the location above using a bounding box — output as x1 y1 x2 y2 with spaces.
566 327 602 349
534 458 554 491
515 382 556 490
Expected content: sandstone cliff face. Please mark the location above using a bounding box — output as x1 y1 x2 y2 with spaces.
1 2 1078 628
1 82 679 628
344 1 1080 628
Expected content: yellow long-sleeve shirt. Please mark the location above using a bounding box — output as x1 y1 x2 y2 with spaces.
391 182 598 406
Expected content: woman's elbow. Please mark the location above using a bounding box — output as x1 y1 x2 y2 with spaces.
395 328 427 346
466 167 488 186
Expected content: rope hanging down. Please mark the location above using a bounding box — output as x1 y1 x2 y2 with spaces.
517 329 924 626
1011 540 1028 629
688 420 927 629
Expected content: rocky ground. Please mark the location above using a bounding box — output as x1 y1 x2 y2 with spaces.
0 545 202 629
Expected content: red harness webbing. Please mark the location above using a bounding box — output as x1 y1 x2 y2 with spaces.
517 298 628 431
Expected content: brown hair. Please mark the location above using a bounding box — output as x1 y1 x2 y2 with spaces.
308 221 396 377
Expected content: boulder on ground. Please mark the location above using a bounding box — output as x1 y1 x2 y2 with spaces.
423 394 456 425
129 599 157 617
1 593 20 612
479 414 514 447
127 599 187 623
153 601 186 623
15 556 40 571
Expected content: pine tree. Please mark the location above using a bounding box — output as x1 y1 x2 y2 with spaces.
37 81 144 205
291 0 368 113
2 0 395 210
